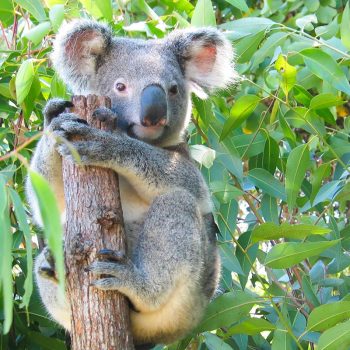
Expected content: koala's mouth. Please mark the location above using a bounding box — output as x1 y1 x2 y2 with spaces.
128 123 166 142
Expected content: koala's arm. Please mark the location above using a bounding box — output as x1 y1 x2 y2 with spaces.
57 122 211 212
25 100 75 225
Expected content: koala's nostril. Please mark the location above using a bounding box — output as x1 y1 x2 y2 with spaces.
141 85 167 127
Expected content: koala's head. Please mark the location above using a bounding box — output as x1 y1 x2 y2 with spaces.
52 20 236 146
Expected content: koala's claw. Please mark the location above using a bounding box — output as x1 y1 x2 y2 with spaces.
90 278 120 291
44 99 74 125
92 107 117 123
38 266 58 283
97 249 126 262
38 247 58 282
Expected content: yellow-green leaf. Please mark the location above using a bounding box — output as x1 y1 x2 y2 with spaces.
252 223 331 243
275 54 297 97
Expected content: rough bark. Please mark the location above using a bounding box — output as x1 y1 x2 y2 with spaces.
62 95 134 350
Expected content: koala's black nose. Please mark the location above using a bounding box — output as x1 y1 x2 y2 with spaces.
140 85 167 127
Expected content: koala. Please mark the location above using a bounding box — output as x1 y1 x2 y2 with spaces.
26 20 236 348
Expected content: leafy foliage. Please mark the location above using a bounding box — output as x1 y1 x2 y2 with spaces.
1 0 350 349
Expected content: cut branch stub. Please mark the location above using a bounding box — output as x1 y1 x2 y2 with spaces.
62 95 134 350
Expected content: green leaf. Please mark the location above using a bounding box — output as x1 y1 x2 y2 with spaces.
248 168 286 200
262 135 279 174
285 144 310 210
191 0 216 27
9 189 33 308
261 194 279 224
221 17 275 40
223 0 248 12
0 177 13 334
235 31 265 64
275 54 297 97
219 244 244 275
95 0 113 22
279 113 296 146
300 49 350 95
340 1 350 50
226 318 276 336
196 291 259 332
24 21 51 45
29 171 65 295
318 320 350 350
15 0 47 21
220 95 260 141
307 302 350 332
310 94 346 110
302 275 320 308
27 331 66 350
49 4 64 32
253 32 288 68
15 59 35 104
252 223 331 243
204 333 233 350
210 181 243 203
265 240 339 268
79 0 103 19
310 163 331 204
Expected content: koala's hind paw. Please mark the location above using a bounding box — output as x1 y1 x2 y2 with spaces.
44 99 74 125
86 250 136 291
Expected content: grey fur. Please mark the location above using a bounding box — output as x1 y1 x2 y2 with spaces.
26 19 236 346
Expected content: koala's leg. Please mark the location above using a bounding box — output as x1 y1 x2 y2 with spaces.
35 248 71 330
88 189 206 312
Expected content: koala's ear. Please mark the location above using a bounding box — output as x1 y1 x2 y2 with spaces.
166 28 237 98
51 20 112 94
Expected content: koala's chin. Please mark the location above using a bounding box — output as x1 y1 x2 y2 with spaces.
129 123 166 143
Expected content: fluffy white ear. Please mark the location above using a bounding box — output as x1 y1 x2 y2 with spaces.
166 28 237 98
51 20 112 94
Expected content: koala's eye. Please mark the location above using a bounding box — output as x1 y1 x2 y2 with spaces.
115 82 126 92
169 84 178 95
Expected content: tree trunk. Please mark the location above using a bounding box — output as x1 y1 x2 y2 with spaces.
62 95 134 350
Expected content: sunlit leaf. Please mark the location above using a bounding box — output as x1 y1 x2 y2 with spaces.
308 302 350 332
318 320 350 350
340 2 350 50
196 291 259 332
220 95 260 141
275 54 297 97
15 59 35 104
191 0 215 27
265 240 339 268
300 49 350 95
252 223 330 243
28 171 65 296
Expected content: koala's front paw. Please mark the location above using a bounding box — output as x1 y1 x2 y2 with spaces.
86 249 134 291
50 113 90 138
56 139 107 166
92 107 117 125
37 247 58 283
44 99 74 126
